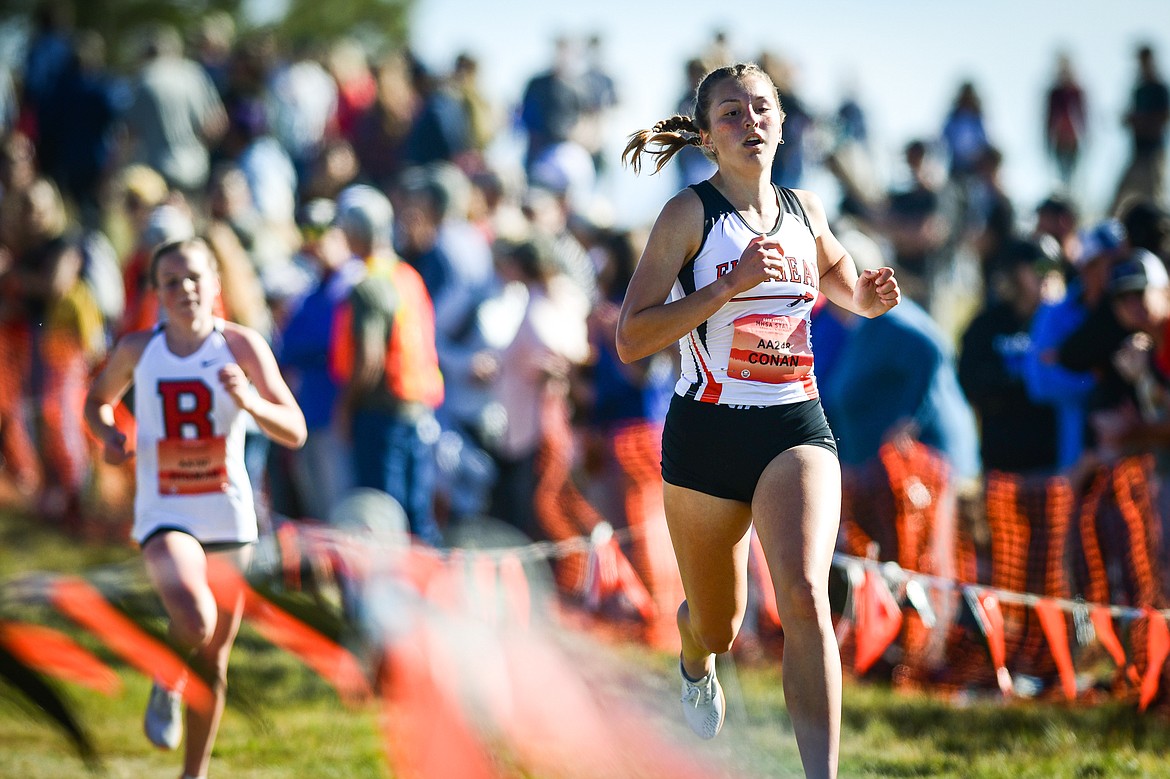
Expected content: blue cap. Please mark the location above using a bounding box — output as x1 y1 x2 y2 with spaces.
1074 219 1125 266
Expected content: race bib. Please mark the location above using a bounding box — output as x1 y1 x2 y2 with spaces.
727 314 812 384
158 437 229 495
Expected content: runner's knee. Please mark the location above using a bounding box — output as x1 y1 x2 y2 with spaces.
167 593 218 650
775 577 827 624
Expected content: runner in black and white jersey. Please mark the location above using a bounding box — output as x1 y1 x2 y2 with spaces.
672 179 822 405
619 63 899 778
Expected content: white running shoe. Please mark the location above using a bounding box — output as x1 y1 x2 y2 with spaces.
144 680 183 750
680 661 726 739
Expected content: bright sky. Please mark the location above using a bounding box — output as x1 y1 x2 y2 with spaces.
402 0 1170 228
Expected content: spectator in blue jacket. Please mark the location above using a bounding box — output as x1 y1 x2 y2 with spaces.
1024 220 1126 471
274 199 364 520
823 296 980 487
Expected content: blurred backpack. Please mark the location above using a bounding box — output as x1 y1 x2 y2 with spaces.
328 255 444 409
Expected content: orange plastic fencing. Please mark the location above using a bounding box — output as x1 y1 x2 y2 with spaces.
841 445 1170 704
1074 456 1164 609
985 471 1074 684
840 439 955 687
611 420 685 646
533 392 600 593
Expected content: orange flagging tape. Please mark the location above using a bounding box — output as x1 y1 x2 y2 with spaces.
205 557 370 705
380 630 500 779
0 620 120 695
974 591 1012 696
49 577 212 714
1091 606 1127 670
1139 607 1170 712
855 568 904 675
1033 599 1076 701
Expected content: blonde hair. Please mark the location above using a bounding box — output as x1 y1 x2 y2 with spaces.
622 62 785 175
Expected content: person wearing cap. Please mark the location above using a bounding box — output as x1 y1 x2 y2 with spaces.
1024 219 1128 471
393 165 499 525
1109 247 1170 300
959 238 1063 475
1099 249 1170 442
119 164 171 236
327 185 445 546
1087 248 1170 604
272 199 364 521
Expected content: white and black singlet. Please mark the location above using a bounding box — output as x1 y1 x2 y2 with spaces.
671 180 821 406
660 182 837 503
131 320 257 545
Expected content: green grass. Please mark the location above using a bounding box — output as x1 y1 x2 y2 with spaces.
0 668 388 779
4 505 1170 778
837 676 1166 777
0 507 389 778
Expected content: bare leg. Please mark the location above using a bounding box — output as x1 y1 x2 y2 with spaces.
143 534 252 778
662 483 753 680
752 445 842 779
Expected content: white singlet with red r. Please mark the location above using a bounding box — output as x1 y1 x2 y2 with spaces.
671 181 821 406
132 320 257 544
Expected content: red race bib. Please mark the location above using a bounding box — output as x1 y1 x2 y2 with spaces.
157 437 229 495
727 314 813 384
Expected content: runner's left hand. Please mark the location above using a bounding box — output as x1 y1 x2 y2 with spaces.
854 267 900 317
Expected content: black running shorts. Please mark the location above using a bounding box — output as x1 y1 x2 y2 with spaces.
139 525 255 554
661 394 838 503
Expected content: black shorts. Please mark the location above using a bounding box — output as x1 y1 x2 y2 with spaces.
139 525 254 554
661 394 838 504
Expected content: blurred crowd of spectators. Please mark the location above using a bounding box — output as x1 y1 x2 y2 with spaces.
0 8 1169 615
